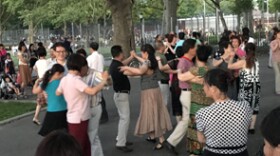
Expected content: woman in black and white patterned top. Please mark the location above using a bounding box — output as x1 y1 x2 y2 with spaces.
228 43 260 134
196 68 252 156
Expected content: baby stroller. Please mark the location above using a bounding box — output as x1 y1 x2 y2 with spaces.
0 74 21 100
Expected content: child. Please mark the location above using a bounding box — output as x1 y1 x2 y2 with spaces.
4 53 16 79
32 64 67 136
56 54 108 156
4 76 21 95
32 48 49 125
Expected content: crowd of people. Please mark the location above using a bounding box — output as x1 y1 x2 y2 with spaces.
1 26 280 156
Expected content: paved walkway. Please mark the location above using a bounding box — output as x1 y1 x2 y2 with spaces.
0 55 279 156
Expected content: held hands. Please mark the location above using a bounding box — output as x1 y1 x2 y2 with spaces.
130 50 136 58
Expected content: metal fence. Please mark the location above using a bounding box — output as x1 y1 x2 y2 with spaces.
1 15 274 49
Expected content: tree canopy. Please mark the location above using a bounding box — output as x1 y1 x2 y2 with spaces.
1 0 260 43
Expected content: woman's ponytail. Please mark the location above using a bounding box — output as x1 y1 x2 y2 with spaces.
41 64 64 90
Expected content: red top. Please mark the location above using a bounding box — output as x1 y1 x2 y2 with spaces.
0 49 7 57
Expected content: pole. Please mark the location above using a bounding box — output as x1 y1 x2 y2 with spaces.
79 23 82 37
47 28 49 40
203 0 206 35
216 8 219 42
277 12 279 28
41 23 44 42
142 18 145 44
71 22 75 52
267 0 269 27
71 22 74 38
171 17 173 33
98 23 100 45
261 0 264 24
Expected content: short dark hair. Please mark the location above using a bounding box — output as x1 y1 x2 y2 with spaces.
76 48 87 58
230 35 241 45
90 42 99 51
176 46 184 58
242 27 250 35
204 68 233 94
0 43 4 47
67 54 88 72
38 42 44 48
37 48 47 57
178 32 185 40
192 32 200 38
53 42 66 52
111 45 123 58
182 39 196 54
196 45 212 63
35 130 83 156
261 107 280 147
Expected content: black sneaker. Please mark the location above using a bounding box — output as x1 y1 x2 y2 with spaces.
164 141 178 155
116 146 133 153
126 141 133 146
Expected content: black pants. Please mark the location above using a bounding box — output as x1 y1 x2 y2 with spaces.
100 95 109 123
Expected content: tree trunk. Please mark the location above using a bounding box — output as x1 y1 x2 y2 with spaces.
0 25 3 43
196 16 199 31
203 13 206 35
276 12 279 28
191 18 193 30
63 22 67 37
28 20 34 43
237 14 241 33
243 12 248 28
210 0 228 31
218 10 228 31
107 0 135 58
103 14 107 40
248 10 254 33
163 0 179 33
161 11 165 34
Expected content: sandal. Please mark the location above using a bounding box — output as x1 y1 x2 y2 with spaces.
154 141 164 150
33 119 41 125
146 137 156 143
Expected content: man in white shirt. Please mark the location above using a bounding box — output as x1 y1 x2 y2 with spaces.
87 42 104 72
87 42 108 123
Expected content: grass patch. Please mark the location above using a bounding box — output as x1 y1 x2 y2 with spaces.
0 102 36 121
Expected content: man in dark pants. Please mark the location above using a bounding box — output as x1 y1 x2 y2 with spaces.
100 96 108 124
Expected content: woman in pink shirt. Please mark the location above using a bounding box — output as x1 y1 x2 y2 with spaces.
0 44 7 73
56 54 108 156
231 35 246 59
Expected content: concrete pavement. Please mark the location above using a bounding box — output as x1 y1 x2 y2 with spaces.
0 55 279 156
